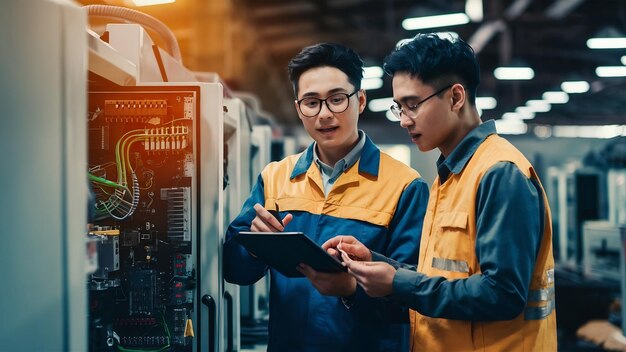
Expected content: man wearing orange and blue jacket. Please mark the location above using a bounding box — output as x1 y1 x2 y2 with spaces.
223 43 429 352
327 34 557 351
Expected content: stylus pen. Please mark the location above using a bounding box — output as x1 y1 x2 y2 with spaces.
268 202 283 226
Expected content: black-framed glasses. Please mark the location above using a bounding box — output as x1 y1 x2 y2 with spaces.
390 84 453 120
296 91 358 118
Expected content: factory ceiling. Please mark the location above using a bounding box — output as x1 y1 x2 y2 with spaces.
82 0 626 132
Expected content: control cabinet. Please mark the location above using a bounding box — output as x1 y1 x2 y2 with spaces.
87 83 224 352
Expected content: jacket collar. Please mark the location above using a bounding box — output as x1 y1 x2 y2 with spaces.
436 119 497 180
291 132 380 180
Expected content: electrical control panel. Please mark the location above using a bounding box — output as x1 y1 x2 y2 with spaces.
87 86 202 352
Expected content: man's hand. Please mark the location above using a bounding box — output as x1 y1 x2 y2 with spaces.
250 203 293 232
322 235 372 262
344 260 396 298
297 264 357 297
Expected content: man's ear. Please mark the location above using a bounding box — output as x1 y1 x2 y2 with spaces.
294 100 304 120
450 84 466 112
358 89 367 114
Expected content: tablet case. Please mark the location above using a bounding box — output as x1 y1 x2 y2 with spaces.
234 231 347 278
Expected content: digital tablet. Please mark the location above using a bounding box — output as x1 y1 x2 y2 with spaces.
234 231 347 278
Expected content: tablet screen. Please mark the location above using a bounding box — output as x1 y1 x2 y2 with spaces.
234 231 346 278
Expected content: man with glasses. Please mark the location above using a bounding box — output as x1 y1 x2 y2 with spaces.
223 42 429 351
325 34 557 351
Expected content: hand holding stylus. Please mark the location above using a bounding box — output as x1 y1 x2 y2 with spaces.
251 203 292 232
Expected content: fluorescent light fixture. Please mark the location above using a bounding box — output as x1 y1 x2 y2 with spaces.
363 66 383 79
475 96 497 109
368 97 394 112
386 110 400 122
465 0 484 22
131 0 175 6
586 38 626 49
514 106 536 120
402 13 470 30
525 100 551 113
596 66 626 77
542 91 569 104
361 78 383 90
493 67 535 80
501 112 524 120
560 81 589 93
553 125 626 139
496 119 527 135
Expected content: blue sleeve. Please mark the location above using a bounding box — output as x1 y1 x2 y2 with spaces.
392 162 544 321
384 177 430 264
223 174 269 285
347 177 428 320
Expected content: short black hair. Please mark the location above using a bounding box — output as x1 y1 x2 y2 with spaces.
287 43 363 97
383 33 480 104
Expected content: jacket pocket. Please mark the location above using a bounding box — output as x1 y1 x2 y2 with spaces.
432 211 472 277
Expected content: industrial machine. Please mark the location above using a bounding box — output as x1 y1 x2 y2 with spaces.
0 1 88 351
84 6 252 351
546 165 607 265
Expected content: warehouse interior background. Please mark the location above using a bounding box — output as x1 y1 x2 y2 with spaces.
80 0 626 184
1 0 626 351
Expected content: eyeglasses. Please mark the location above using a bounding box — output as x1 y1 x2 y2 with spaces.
390 84 453 120
296 91 358 118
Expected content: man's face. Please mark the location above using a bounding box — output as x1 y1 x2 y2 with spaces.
392 72 457 155
295 66 365 159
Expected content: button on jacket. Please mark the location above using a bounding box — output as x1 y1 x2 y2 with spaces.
224 134 429 352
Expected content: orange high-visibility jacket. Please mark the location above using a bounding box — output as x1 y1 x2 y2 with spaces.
410 134 557 352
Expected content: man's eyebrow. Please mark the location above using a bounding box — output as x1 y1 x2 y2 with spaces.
393 95 419 105
300 87 349 98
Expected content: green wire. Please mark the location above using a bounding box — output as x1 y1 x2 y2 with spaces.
88 173 126 189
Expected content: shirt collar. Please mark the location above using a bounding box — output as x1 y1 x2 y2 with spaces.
436 119 497 181
291 130 380 179
313 130 366 176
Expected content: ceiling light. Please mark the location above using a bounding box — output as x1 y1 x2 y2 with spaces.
553 125 626 139
501 112 524 120
514 106 536 119
493 66 534 80
496 119 527 135
587 38 626 49
361 78 383 90
386 110 400 122
475 96 497 109
130 0 175 6
363 66 383 79
596 66 626 77
525 100 551 113
542 91 569 104
622 55 626 65
465 0 483 22
368 97 394 112
560 81 589 93
586 26 626 49
402 13 470 30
